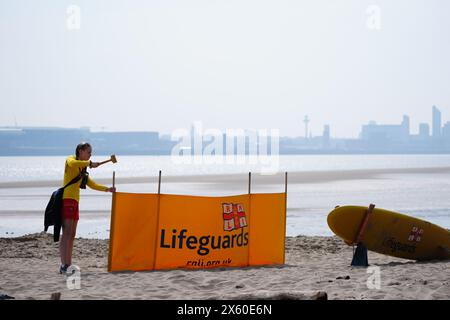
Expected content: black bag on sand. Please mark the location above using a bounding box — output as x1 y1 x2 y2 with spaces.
44 174 82 242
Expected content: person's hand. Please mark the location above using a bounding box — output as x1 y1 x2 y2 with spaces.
89 161 100 168
107 187 116 193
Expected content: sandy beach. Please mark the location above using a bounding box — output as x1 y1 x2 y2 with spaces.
0 232 448 300
1 167 449 300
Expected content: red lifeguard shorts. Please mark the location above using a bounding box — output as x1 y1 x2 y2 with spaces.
61 199 79 221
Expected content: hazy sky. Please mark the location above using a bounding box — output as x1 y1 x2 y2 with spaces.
1 0 450 138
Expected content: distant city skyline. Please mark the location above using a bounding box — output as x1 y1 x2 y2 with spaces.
1 1 450 138
2 105 448 141
3 106 450 156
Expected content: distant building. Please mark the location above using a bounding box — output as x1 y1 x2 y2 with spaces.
360 115 410 144
442 122 450 139
0 127 90 155
419 123 430 140
322 125 330 148
0 126 174 156
402 115 410 135
432 105 442 138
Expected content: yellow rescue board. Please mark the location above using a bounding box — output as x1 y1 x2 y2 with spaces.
327 206 450 260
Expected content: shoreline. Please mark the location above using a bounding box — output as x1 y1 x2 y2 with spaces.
0 232 448 300
1 166 450 189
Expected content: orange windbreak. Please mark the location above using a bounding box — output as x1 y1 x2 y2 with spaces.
108 192 286 272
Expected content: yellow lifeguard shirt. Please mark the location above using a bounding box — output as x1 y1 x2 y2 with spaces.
62 155 108 202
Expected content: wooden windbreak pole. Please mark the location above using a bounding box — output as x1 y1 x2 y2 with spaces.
153 170 162 270
283 172 288 264
247 171 252 267
108 171 116 272
158 170 162 194
284 172 288 194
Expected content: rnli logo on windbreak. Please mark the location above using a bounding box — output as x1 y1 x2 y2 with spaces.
222 203 248 231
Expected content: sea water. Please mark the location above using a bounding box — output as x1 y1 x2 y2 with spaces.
0 154 449 238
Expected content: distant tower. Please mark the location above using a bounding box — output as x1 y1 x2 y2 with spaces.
402 115 410 134
419 123 430 139
401 115 410 142
432 105 442 138
303 115 309 140
323 125 330 138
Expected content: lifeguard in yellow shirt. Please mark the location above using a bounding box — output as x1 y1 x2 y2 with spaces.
59 142 115 274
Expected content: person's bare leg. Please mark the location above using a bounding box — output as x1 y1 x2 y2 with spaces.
59 223 67 266
61 219 75 266
66 219 78 266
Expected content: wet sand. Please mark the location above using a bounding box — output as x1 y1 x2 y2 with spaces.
2 166 450 189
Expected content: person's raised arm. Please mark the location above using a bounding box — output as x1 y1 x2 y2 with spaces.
66 156 91 169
